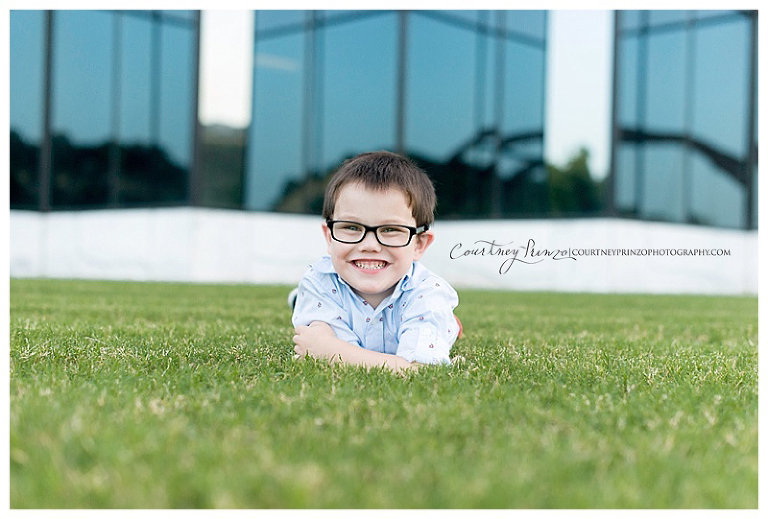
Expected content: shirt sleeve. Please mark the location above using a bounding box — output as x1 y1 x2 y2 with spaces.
395 278 459 365
291 273 362 348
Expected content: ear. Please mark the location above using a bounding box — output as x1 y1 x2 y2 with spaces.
411 230 435 261
322 222 333 253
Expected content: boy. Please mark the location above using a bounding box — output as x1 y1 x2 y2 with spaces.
291 151 460 371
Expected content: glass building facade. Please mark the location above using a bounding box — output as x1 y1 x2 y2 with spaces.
610 10 758 229
244 10 548 218
11 9 548 219
10 10 200 211
13 10 756 229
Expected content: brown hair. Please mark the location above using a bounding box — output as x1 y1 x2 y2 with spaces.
322 151 436 226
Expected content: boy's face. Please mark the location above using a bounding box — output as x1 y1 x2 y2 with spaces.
323 182 434 309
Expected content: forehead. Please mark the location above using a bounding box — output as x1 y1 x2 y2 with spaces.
333 182 414 222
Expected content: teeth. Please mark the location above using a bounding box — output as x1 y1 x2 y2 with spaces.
354 260 387 270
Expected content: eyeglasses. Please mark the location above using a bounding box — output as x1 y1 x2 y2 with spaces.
326 219 429 247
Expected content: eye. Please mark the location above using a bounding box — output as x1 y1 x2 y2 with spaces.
341 222 363 232
380 226 408 234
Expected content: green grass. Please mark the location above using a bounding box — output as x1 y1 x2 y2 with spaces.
9 279 757 508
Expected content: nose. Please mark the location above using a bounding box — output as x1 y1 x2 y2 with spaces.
357 229 382 251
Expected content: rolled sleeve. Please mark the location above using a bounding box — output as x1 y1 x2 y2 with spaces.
291 275 362 348
396 278 459 365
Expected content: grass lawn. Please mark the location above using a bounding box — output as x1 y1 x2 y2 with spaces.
9 279 757 508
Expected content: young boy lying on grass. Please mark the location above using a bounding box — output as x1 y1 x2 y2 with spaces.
291 151 461 372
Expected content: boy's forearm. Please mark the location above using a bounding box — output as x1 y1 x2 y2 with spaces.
313 334 414 371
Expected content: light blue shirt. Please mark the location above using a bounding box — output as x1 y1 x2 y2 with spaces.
292 256 459 365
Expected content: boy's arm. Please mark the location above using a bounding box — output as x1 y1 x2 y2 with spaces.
293 321 415 372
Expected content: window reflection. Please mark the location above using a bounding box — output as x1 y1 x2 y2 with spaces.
51 10 114 207
505 10 546 40
245 34 304 211
9 10 198 210
646 31 686 133
322 13 397 171
407 14 475 161
245 10 548 219
10 10 45 208
613 10 756 229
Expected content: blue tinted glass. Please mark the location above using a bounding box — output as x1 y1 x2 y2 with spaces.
440 10 479 25
695 10 736 21
692 18 749 159
506 10 546 40
649 10 690 27
641 145 685 222
160 10 196 23
160 22 195 168
480 31 495 129
407 14 475 161
646 30 686 133
619 10 643 31
256 10 304 32
689 153 744 228
10 10 45 208
463 30 495 171
119 13 152 145
51 10 114 206
10 10 45 142
614 144 637 213
323 13 397 171
245 34 304 211
616 36 639 127
503 38 545 132
51 11 113 145
321 10 363 22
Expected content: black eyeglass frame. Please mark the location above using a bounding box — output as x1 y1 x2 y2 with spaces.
325 219 430 248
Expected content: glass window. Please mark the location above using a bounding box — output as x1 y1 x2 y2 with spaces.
50 10 114 207
256 10 304 33
694 10 736 21
119 14 152 146
649 11 690 27
506 10 546 41
689 153 744 228
159 22 195 170
641 145 685 222
322 13 397 171
616 36 639 128
614 144 637 215
692 18 749 159
440 10 479 25
645 30 686 133
321 10 366 23
160 10 196 23
10 10 45 208
503 38 545 136
406 14 475 162
244 33 304 211
618 10 643 32
500 37 545 188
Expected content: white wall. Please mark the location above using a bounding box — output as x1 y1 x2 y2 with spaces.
10 208 757 295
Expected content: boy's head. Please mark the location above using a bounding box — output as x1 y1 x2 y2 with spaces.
322 151 436 227
320 151 437 308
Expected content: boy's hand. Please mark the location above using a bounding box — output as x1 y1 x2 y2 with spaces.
292 321 338 360
292 320 416 373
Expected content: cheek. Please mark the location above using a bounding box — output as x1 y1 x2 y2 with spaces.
327 240 351 260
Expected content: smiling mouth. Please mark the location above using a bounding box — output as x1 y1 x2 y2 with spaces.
352 260 388 270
